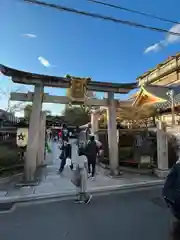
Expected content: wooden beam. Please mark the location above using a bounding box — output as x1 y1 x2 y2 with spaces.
12 77 70 88
10 92 132 107
10 92 109 106
12 77 131 93
87 84 130 93
0 65 137 93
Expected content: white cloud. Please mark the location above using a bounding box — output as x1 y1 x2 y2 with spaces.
166 24 180 44
144 23 180 54
38 56 51 67
22 33 37 38
144 43 162 53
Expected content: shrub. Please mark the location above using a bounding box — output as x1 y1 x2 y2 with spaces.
0 145 21 168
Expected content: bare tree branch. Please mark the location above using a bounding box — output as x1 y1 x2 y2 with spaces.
0 84 28 113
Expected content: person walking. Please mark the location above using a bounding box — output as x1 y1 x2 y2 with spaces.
73 147 92 204
96 140 104 174
85 135 99 180
59 140 73 173
58 130 62 144
62 124 69 143
163 159 180 238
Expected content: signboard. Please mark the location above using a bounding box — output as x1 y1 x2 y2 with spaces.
71 79 86 100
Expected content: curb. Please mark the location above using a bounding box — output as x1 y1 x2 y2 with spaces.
0 180 164 204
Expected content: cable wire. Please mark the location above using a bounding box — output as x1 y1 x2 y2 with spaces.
23 0 180 36
88 0 180 25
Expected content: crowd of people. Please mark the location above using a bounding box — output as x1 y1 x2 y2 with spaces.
48 124 103 204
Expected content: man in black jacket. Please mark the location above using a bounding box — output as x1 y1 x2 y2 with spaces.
163 159 180 238
163 159 180 220
59 140 73 173
85 135 99 179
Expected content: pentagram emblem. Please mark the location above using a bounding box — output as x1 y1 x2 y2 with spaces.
18 133 25 141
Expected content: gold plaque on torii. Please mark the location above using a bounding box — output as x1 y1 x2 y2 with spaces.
66 76 90 102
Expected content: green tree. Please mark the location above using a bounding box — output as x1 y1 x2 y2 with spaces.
63 106 90 126
117 105 157 128
24 104 51 119
44 110 52 116
0 85 26 113
24 104 32 119
98 105 157 129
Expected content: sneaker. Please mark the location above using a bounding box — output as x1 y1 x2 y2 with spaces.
84 195 92 204
88 173 91 178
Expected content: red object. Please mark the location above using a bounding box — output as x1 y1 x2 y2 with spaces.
58 131 62 137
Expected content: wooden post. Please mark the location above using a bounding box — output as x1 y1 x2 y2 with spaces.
107 92 119 175
25 84 43 182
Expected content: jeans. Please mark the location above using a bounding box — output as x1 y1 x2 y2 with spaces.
59 157 66 172
88 159 96 177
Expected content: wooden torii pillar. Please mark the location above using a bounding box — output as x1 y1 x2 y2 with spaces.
91 108 100 139
107 92 119 175
25 84 43 181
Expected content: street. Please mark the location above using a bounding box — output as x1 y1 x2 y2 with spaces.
0 187 171 240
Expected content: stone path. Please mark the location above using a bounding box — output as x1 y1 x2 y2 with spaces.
0 140 164 202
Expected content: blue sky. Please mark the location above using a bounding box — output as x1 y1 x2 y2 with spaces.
1 0 180 116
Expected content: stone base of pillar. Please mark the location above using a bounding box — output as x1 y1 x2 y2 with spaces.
16 180 39 187
24 165 37 182
108 169 123 178
16 171 39 186
155 169 169 178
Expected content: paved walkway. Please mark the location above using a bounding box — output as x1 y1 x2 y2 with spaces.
0 140 164 202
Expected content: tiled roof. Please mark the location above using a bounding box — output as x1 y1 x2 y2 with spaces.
155 92 180 110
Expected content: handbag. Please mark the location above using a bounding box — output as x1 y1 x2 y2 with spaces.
65 157 72 167
71 166 81 187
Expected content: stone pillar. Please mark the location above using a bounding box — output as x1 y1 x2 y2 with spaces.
155 120 169 178
91 110 99 139
107 92 119 175
25 84 43 182
37 111 46 167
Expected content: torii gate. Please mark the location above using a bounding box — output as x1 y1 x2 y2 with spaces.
0 64 137 181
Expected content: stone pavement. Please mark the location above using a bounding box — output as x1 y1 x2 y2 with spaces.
0 140 164 203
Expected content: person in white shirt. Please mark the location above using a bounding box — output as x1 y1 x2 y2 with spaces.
75 147 92 204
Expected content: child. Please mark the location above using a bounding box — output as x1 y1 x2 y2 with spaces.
75 147 92 204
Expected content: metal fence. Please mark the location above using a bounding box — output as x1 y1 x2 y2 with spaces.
97 129 157 167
